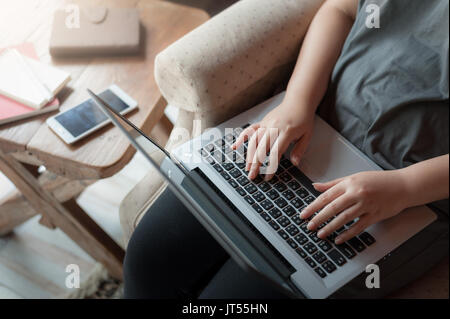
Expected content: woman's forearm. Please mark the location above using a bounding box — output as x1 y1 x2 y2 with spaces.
398 154 449 208
283 0 358 113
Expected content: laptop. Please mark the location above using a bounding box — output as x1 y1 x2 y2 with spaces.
88 89 437 299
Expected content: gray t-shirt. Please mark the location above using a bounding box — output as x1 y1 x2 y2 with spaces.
319 0 449 171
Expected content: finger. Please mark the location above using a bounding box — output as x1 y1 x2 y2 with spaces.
307 194 356 231
231 124 259 150
263 133 291 181
290 133 311 166
249 132 271 179
316 203 363 239
312 177 346 193
300 184 345 219
246 128 266 171
334 215 370 244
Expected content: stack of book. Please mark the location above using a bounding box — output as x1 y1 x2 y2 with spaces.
0 43 71 126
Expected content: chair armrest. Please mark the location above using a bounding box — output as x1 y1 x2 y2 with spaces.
155 0 324 126
119 108 194 246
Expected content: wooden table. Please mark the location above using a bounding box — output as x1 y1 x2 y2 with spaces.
0 0 208 279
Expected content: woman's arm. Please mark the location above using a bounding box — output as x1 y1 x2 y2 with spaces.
301 154 450 244
284 0 358 112
400 154 449 208
233 0 360 179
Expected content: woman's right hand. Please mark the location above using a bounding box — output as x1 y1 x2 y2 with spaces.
231 100 315 181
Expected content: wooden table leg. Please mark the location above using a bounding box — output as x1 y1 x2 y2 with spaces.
0 149 124 279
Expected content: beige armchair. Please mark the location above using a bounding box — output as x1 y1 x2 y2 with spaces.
119 0 325 245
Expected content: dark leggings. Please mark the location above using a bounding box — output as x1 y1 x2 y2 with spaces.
123 188 449 299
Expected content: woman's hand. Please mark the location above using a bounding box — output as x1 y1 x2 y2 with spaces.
231 101 315 181
301 170 409 244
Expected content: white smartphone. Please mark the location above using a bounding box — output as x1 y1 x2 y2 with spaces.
47 84 138 144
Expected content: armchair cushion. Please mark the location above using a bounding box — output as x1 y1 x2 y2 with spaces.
155 0 325 128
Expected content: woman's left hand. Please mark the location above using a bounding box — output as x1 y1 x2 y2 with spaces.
300 170 409 245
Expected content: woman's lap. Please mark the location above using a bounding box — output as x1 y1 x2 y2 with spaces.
124 188 449 299
123 188 285 299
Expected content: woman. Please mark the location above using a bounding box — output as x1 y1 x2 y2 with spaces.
124 0 449 298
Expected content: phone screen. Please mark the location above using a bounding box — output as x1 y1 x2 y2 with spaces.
54 89 130 138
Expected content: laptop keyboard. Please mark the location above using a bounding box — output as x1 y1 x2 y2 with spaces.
200 124 376 279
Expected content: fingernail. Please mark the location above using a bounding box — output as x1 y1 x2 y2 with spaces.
291 156 298 165
317 230 324 238
307 221 315 230
335 237 343 245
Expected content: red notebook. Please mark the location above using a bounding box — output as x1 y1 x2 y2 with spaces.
0 43 60 126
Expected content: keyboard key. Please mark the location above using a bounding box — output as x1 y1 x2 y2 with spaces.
309 232 321 243
305 257 317 268
314 267 327 278
291 214 303 225
236 161 246 170
274 182 287 192
205 156 215 165
312 251 327 264
278 230 289 240
287 180 300 190
253 175 263 184
336 225 346 233
237 176 250 186
268 176 279 184
215 139 225 147
228 179 238 188
277 216 291 228
267 189 279 200
229 168 242 178
286 238 298 249
274 197 288 208
327 249 346 266
304 242 317 254
213 164 223 173
280 158 293 169
225 134 235 143
283 205 296 217
322 261 337 273
291 197 304 209
260 200 274 211
222 163 234 171
236 187 246 197
252 203 263 214
296 188 309 199
327 232 338 242
252 191 265 202
359 232 376 246
200 149 209 157
204 143 215 153
295 247 307 259
268 208 282 219
261 212 271 222
286 224 300 236
244 184 257 194
269 220 280 231
294 233 308 245
348 237 366 252
258 182 271 192
282 190 295 200
213 151 225 163
318 240 333 252
300 223 312 234
304 196 315 205
244 196 255 205
280 172 292 182
220 171 231 180
336 243 356 259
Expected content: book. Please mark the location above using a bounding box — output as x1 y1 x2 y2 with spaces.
0 43 61 126
0 45 70 109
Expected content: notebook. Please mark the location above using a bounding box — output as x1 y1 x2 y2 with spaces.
0 43 61 126
0 46 70 109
